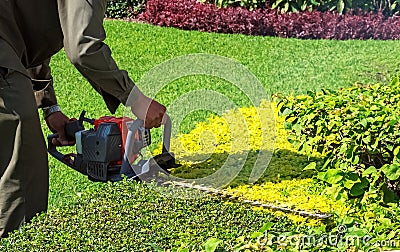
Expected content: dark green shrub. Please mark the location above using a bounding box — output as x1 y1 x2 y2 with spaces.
198 0 268 10
361 0 400 16
198 0 400 15
269 0 358 13
318 0 400 16
276 77 400 203
270 0 326 13
106 0 147 19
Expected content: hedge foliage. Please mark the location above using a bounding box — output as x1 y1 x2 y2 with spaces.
137 0 400 40
276 77 400 205
272 79 400 251
0 180 303 251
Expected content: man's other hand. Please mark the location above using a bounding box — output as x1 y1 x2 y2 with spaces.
131 92 167 129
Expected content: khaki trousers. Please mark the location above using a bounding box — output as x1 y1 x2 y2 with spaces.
0 66 49 238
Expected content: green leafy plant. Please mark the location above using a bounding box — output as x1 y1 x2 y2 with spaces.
204 238 223 252
106 0 147 18
276 77 400 204
363 0 400 16
330 0 400 16
268 0 353 15
197 0 269 10
271 0 321 13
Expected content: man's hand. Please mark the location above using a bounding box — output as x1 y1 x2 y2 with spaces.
130 92 166 129
45 111 76 146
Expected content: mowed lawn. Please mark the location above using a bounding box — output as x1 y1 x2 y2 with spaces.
47 20 400 208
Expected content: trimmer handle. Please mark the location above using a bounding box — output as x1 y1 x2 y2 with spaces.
47 134 82 172
121 114 175 177
124 114 172 157
47 134 64 161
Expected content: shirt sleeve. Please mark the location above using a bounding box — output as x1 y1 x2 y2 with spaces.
57 0 140 114
28 59 58 108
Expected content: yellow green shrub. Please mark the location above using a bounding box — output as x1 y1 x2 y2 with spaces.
153 101 349 224
154 100 321 183
170 100 275 158
226 178 349 225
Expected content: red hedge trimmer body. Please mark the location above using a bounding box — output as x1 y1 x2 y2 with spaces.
47 111 179 182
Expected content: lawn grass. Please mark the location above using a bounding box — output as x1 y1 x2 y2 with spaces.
50 20 400 144
103 20 400 96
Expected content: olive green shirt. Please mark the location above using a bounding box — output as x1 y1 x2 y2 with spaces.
0 0 138 113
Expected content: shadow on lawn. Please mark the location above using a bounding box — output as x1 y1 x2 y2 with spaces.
170 149 323 188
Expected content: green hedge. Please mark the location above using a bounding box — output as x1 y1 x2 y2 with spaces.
0 180 300 251
2 180 399 251
276 77 400 204
3 179 398 251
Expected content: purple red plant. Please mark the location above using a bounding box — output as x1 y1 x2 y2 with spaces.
137 0 400 40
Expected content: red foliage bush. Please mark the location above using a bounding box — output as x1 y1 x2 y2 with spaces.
137 0 400 40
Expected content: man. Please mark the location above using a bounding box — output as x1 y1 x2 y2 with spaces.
0 0 166 238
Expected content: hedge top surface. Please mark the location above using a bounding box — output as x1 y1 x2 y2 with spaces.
0 180 302 251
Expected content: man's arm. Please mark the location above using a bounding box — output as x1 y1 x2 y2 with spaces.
57 0 166 128
57 0 139 114
29 60 75 146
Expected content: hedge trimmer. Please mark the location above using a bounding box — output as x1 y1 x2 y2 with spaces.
47 111 179 182
47 111 331 219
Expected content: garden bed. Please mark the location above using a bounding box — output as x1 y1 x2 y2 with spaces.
135 0 400 40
